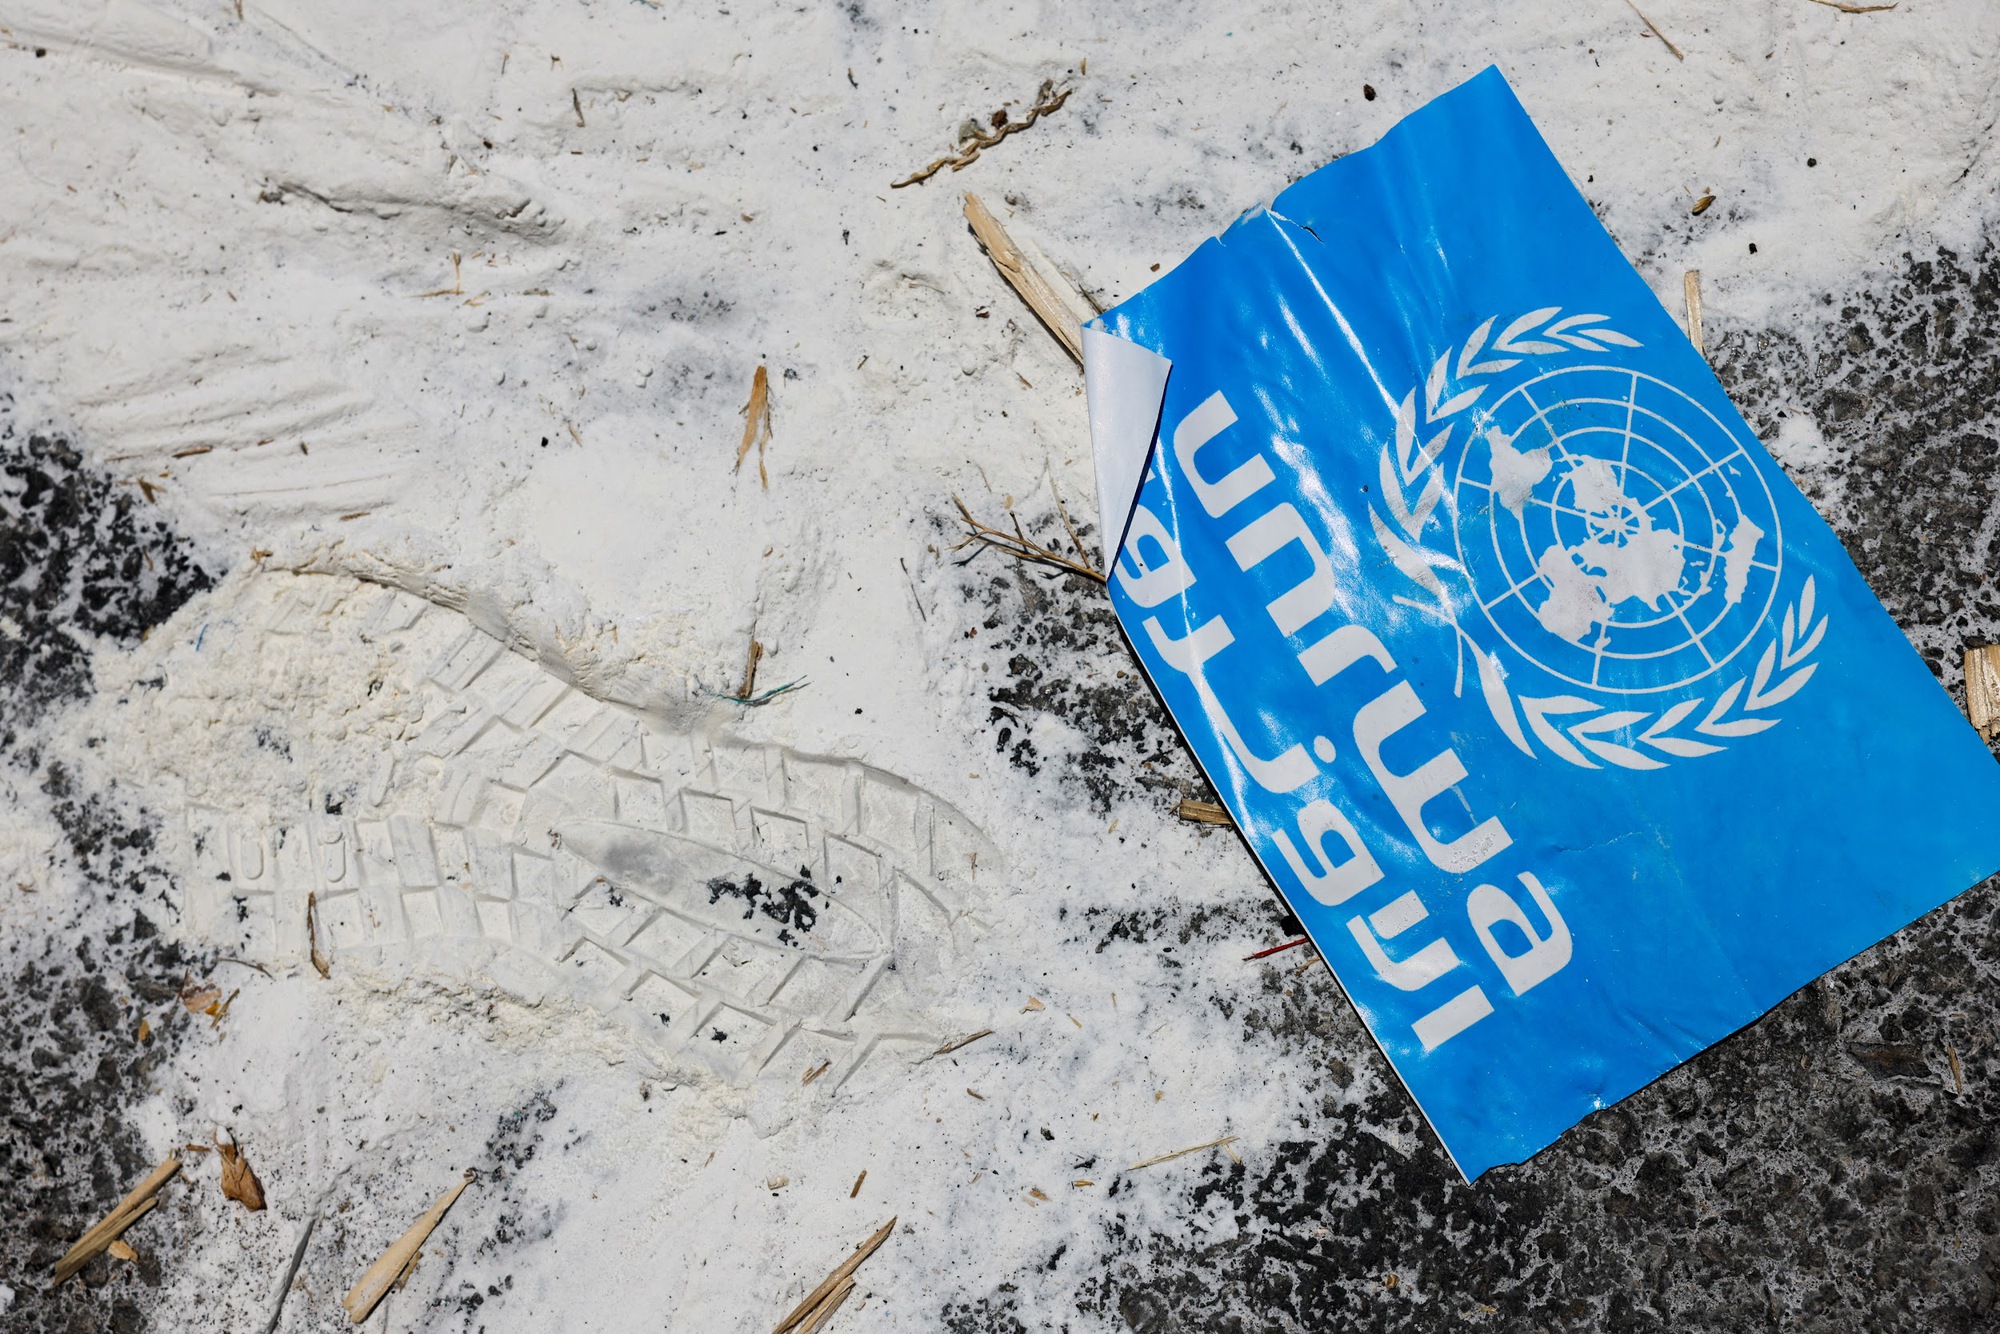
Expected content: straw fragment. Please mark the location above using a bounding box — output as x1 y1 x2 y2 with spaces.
772 1217 896 1334
736 365 772 489
1964 645 2000 740
1625 0 1685 59
934 1028 994 1056
799 1277 857 1334
960 193 1094 365
53 1156 181 1285
1683 270 1705 358
1128 1135 1240 1171
950 494 1104 583
342 1175 472 1324
1175 799 1232 826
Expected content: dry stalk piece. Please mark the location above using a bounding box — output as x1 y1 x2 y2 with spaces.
1807 0 1897 10
342 1175 472 1325
933 1028 994 1056
307 891 332 979
1175 799 1233 826
392 1247 424 1292
53 1156 181 1285
205 987 240 1028
1964 645 2000 741
714 637 803 706
1683 270 1705 359
800 1277 858 1334
1948 1044 1966 1095
736 365 773 489
1691 192 1716 216
951 494 1105 584
772 1217 897 1334
802 1059 832 1086
960 193 1095 365
218 1136 267 1211
415 252 465 299
1128 1134 1240 1171
849 1170 867 1199
1625 0 1686 59
892 79 1072 187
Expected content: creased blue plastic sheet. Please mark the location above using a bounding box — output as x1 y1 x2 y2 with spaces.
1084 67 2000 1180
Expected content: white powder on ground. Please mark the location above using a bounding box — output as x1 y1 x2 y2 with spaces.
3 1 1997 1327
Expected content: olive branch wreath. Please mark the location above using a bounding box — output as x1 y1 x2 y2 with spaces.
1368 307 1827 771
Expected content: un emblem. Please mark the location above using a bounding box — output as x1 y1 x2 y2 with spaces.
1370 310 1825 770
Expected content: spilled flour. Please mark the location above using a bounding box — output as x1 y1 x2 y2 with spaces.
3 1 2000 1330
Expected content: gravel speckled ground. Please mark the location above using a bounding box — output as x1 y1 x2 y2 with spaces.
1 416 216 1332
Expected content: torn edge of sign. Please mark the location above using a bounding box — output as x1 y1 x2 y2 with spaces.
1081 325 1172 567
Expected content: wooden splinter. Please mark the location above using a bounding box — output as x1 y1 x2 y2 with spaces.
1683 269 1706 359
1966 645 2000 741
800 1277 857 1334
771 1217 896 1334
342 1175 472 1325
53 1156 181 1286
962 193 1095 366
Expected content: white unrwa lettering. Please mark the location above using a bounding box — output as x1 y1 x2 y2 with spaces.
1271 799 1383 906
1346 890 1495 1050
1226 502 1339 638
1297 622 1395 688
1410 986 1495 1051
1142 613 1319 795
1173 391 1275 517
1345 890 1462 991
1352 681 1513 875
1136 387 1570 1054
1467 872 1572 995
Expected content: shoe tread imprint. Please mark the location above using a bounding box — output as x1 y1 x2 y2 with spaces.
172 572 995 1089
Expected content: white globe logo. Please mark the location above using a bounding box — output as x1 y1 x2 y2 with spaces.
1452 367 1784 697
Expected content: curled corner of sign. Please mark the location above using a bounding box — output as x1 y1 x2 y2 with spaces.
1081 325 1172 571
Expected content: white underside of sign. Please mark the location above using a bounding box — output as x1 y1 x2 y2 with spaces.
1082 325 1173 568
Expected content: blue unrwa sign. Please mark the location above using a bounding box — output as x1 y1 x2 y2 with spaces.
1084 67 2000 1179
